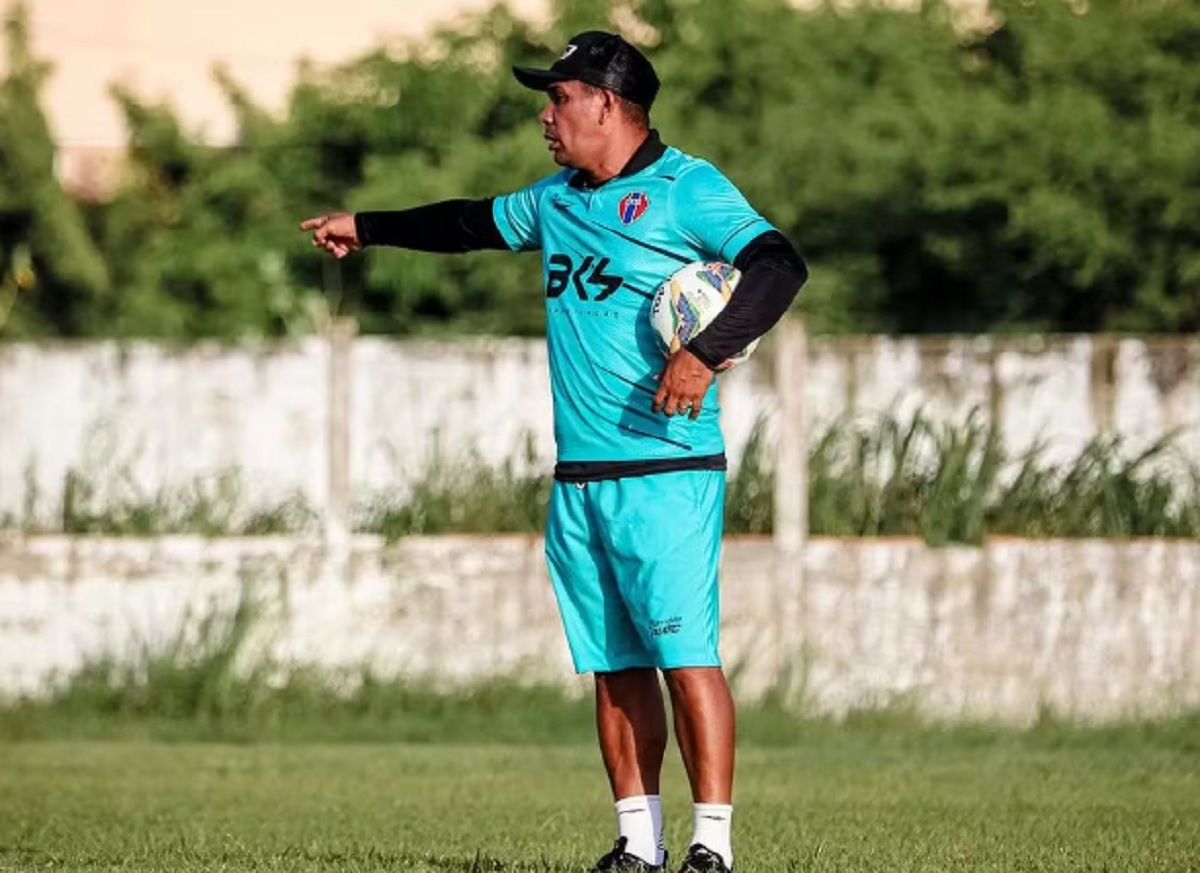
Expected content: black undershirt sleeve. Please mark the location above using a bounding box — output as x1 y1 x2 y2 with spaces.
353 199 509 253
685 230 808 370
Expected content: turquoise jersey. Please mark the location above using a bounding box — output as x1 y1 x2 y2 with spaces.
493 139 774 465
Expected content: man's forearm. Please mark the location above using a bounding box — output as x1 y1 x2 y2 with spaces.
685 231 808 369
354 199 509 252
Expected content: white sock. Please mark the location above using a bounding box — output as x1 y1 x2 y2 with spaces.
692 803 733 868
616 794 665 865
649 795 665 864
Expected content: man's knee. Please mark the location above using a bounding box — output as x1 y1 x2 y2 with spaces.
662 665 728 685
662 666 732 706
595 669 669 746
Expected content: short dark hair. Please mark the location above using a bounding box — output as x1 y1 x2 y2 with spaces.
580 82 650 130
616 95 650 129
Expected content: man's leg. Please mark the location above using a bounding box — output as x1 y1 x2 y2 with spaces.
662 666 734 803
665 666 736 871
600 471 734 871
590 471 733 870
544 482 668 869
595 667 669 798
593 668 669 868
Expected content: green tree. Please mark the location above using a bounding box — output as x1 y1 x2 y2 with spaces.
6 0 1199 339
0 2 110 337
900 0 1200 332
96 73 331 339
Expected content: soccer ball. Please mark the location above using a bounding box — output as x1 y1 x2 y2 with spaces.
649 261 760 371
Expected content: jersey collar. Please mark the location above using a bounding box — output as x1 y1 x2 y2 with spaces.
569 130 667 190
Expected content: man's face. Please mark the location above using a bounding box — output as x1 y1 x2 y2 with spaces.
540 80 606 169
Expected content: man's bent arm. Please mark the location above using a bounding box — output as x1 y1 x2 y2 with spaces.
685 230 808 369
354 199 509 253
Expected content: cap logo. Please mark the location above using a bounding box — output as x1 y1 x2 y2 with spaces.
560 44 578 60
618 192 650 225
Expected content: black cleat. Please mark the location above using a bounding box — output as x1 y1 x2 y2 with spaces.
589 836 667 872
675 843 731 873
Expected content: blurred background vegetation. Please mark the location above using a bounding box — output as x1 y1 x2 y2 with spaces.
1 0 1197 341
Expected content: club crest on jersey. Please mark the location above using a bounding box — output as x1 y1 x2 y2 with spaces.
618 192 650 226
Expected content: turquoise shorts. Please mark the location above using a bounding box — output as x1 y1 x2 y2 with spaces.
544 470 726 673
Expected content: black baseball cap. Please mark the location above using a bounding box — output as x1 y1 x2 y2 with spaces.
512 31 660 111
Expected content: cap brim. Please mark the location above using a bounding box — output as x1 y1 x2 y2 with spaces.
512 65 573 92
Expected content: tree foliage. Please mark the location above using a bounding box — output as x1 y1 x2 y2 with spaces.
0 3 110 336
1 0 1197 338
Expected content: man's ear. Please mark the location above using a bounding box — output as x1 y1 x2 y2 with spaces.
598 88 619 125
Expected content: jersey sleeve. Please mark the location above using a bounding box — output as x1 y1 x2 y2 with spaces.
672 161 775 264
491 172 565 252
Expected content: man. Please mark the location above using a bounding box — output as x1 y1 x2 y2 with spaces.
300 31 807 873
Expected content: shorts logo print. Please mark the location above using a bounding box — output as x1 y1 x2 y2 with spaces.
650 616 683 637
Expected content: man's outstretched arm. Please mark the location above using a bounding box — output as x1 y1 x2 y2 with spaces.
354 199 509 252
300 199 508 258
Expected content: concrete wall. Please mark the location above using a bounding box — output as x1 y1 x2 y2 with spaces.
2 534 1197 724
3 333 1198 527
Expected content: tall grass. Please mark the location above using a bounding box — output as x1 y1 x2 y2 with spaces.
3 413 1197 541
13 466 317 536
44 590 267 724
324 412 1200 542
0 588 597 743
725 418 775 535
991 433 1200 538
807 409 1002 544
0 591 812 744
806 412 1200 543
5 592 1198 743
357 442 551 540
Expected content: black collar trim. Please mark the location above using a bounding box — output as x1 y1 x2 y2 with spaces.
569 130 667 189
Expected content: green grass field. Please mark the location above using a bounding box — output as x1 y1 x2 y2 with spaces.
2 614 1198 871
4 721 1199 873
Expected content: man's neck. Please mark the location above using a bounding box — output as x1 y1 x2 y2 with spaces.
579 130 651 187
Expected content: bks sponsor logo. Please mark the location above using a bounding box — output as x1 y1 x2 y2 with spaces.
546 254 624 300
